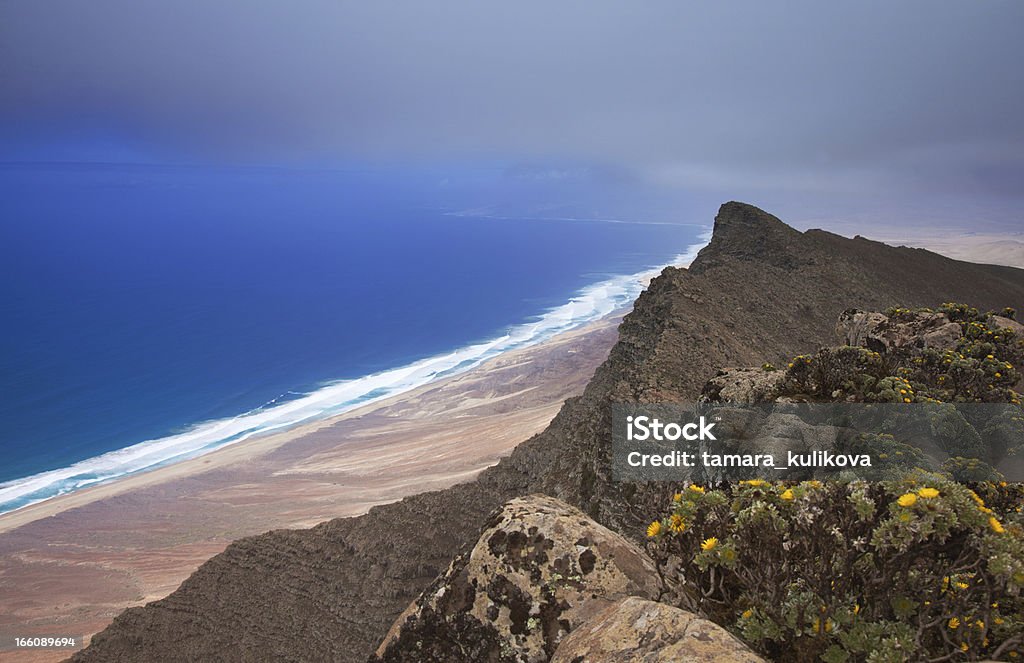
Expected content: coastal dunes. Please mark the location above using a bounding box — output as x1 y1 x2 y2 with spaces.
0 314 624 663
70 202 1024 663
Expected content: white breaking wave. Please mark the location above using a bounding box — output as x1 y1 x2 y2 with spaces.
0 232 710 516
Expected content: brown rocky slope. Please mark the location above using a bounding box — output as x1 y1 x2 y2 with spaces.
71 202 1024 662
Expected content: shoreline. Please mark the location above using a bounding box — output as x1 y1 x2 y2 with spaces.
0 226 1005 534
0 239 709 520
0 312 625 536
0 309 629 660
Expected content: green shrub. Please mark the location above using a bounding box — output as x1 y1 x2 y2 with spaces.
646 477 1024 662
654 304 1024 661
783 305 1023 405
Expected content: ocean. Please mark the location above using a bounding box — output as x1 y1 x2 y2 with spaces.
0 162 708 514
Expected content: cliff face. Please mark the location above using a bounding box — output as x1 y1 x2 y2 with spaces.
71 203 1024 663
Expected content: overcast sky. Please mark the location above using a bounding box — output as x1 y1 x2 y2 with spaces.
2 1 1023 212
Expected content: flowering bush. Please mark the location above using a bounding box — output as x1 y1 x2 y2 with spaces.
645 304 1024 660
646 477 1024 662
772 303 1023 479
783 305 1024 406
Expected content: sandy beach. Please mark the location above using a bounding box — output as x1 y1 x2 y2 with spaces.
0 312 624 661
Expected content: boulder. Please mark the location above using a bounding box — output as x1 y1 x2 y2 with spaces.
372 495 660 662
550 597 764 662
700 367 787 403
990 314 1024 335
836 309 889 349
836 309 961 353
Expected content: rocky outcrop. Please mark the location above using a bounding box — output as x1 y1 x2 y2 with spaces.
550 597 764 663
72 203 1024 663
700 367 788 403
836 308 962 353
372 495 659 662
990 314 1024 335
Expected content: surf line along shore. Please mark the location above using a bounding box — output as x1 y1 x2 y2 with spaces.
0 311 627 661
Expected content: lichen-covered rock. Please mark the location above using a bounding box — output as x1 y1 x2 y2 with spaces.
700 367 787 403
550 597 764 663
836 309 961 353
371 495 659 662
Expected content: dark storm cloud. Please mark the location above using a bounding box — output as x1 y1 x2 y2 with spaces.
2 0 1023 195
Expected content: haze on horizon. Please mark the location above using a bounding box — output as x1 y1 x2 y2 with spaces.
2 0 1023 230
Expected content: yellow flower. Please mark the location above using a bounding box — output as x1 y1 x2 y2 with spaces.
970 491 985 506
961 643 969 652
741 479 765 487
647 520 661 538
689 484 705 494
948 616 960 629
974 620 984 629
672 493 682 502
701 537 718 551
741 608 753 619
996 372 1003 378
903 398 912 403
995 617 1005 625
956 581 969 590
990 516 1006 534
917 487 940 499
780 489 795 501
897 493 917 507
669 514 686 533
853 604 860 615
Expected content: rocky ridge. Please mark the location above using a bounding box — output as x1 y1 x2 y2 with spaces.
71 202 1024 662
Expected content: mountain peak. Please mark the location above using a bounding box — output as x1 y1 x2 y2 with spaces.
689 201 808 274
715 201 790 230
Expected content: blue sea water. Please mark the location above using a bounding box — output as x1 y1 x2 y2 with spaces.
0 162 707 514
